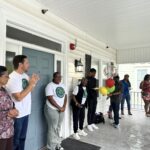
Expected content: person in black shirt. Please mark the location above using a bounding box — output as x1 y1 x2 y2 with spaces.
71 78 88 140
86 68 99 131
108 75 122 128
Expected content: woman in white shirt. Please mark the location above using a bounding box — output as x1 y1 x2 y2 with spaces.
71 78 88 140
44 72 67 150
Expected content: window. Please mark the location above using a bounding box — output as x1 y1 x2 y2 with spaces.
56 60 61 73
6 51 15 74
137 69 147 90
7 26 61 52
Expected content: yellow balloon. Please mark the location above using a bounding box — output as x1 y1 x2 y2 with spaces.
99 87 108 96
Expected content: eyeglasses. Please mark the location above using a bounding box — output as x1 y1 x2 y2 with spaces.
0 74 9 78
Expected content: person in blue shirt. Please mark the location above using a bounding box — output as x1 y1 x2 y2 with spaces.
121 74 132 115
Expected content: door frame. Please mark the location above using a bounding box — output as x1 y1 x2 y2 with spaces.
54 55 64 75
5 18 69 138
6 38 66 76
6 38 68 136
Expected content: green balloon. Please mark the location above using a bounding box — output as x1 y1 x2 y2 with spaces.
107 86 115 93
107 89 110 94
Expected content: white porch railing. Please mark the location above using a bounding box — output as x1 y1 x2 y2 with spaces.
130 91 144 110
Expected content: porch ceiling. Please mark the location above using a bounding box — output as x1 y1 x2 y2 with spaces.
36 0 150 50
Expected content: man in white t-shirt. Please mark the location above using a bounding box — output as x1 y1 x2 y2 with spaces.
6 55 39 150
44 72 67 150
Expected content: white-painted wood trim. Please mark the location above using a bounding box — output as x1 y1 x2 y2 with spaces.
0 8 6 65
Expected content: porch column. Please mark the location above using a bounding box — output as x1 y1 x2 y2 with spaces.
0 7 6 65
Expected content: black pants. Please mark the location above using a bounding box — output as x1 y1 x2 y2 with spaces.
0 137 13 150
87 98 97 125
111 101 120 125
72 105 85 133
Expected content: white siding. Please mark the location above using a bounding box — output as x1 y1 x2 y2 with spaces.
0 0 117 138
0 9 6 65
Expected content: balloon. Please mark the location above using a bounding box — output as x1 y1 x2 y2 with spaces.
107 89 110 95
106 78 115 88
99 87 108 96
107 86 115 93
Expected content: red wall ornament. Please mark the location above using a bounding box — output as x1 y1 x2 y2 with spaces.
70 43 76 50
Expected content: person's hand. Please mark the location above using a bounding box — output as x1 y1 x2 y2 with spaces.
77 103 82 108
108 94 112 97
75 102 82 108
93 87 99 91
8 108 19 118
29 74 40 87
59 106 66 112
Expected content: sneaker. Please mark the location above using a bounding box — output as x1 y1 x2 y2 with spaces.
55 146 64 150
73 133 80 140
78 130 88 136
112 122 120 126
121 111 124 115
92 124 99 130
87 125 94 131
128 112 132 115
146 114 150 117
114 124 120 129
109 116 113 119
108 112 113 119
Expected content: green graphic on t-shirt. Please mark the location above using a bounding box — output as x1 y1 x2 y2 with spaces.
56 87 65 98
22 79 29 90
83 89 87 98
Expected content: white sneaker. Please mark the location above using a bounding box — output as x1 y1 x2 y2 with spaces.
114 124 120 129
73 133 80 140
87 125 94 131
92 124 99 130
78 130 88 136
55 145 64 150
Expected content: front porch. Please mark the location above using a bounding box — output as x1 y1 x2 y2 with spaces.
78 110 150 150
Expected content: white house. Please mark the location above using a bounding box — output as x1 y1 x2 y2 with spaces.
1 0 150 150
0 0 117 149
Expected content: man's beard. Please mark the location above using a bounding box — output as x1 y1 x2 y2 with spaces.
24 69 28 73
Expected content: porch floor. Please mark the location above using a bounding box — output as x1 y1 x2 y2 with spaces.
75 110 150 150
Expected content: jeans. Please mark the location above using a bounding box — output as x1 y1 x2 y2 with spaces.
111 102 120 125
44 105 64 150
87 97 97 125
72 105 85 133
14 115 29 150
121 94 131 111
